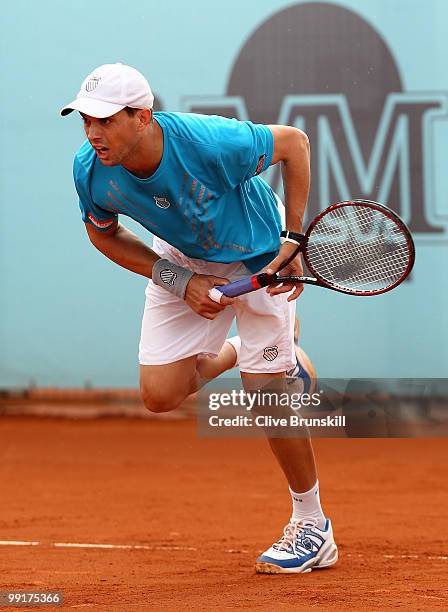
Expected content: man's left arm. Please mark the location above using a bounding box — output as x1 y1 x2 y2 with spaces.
266 125 311 300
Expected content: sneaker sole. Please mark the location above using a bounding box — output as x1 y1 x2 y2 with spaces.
314 543 338 569
255 543 338 574
254 561 313 574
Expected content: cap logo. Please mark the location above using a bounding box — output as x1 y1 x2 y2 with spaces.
85 76 101 93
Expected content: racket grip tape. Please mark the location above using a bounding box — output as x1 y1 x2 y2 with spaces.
208 273 273 303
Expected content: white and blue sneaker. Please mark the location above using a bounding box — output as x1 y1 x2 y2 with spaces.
255 517 338 574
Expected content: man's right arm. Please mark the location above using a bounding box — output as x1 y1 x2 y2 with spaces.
85 221 159 278
85 222 235 318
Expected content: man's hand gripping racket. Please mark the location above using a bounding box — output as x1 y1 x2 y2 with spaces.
208 200 415 303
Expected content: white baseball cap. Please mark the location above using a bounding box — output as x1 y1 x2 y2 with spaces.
60 63 154 118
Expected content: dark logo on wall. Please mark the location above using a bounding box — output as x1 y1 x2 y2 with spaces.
182 2 448 240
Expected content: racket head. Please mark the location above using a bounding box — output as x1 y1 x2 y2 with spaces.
302 200 415 296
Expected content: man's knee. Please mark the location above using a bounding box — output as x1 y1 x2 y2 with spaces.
140 385 185 413
139 359 198 413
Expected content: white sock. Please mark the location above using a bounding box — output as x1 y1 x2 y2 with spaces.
225 335 241 368
289 480 326 529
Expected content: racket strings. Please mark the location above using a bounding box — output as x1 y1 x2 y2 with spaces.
309 235 409 288
310 214 409 289
306 206 411 292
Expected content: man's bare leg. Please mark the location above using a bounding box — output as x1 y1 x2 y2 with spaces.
196 339 238 380
240 371 317 492
241 370 337 574
139 339 238 413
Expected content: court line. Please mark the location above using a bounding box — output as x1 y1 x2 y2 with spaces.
54 542 197 551
348 553 448 560
0 541 446 560
0 541 40 546
0 540 196 552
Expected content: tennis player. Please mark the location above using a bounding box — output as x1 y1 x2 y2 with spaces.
61 63 338 574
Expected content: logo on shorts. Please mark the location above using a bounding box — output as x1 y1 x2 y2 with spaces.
160 269 177 286
85 76 101 92
154 196 171 209
263 346 278 361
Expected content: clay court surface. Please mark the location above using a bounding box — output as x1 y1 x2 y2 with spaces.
0 416 447 611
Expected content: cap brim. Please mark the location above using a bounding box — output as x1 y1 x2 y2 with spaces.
60 97 125 118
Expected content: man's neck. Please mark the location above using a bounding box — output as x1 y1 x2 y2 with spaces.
122 120 164 179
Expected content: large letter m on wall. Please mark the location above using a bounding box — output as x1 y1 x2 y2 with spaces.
278 94 447 233
183 93 448 235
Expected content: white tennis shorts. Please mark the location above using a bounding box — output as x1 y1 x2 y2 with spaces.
139 236 296 374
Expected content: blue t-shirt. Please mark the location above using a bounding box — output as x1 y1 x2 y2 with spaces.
73 112 281 273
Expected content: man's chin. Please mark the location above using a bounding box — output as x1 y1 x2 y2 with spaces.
97 157 117 167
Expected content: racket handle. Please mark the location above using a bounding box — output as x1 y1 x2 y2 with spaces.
208 273 273 302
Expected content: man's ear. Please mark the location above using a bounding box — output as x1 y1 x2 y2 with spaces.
137 108 152 130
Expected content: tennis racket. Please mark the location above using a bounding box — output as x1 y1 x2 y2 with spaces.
208 200 415 301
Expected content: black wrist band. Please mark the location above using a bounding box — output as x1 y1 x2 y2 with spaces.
280 230 305 245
